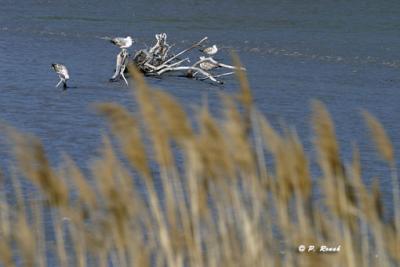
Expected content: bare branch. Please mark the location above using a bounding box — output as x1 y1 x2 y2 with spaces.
156 66 222 84
218 62 246 70
168 58 190 68
155 37 208 70
199 71 235 80
128 34 244 84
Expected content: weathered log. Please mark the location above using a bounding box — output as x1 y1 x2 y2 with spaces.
121 34 245 84
157 66 223 84
131 49 153 72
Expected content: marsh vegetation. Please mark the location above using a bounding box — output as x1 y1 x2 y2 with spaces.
0 59 399 266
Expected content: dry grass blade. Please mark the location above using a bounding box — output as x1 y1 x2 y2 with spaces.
128 64 173 167
287 130 311 199
311 101 342 175
231 52 252 110
362 111 400 235
231 52 252 135
258 115 282 154
362 111 394 166
153 90 193 142
4 127 68 207
196 104 234 178
63 154 97 210
371 178 385 221
96 103 150 177
221 95 255 172
0 240 14 267
14 214 35 266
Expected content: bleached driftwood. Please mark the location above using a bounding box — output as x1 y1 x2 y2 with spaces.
198 71 235 81
155 36 208 70
184 56 246 82
191 56 246 71
131 35 207 73
115 33 247 84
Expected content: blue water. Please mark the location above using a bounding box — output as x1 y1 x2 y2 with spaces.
1 0 400 212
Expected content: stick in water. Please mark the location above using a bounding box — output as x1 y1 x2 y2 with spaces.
156 37 208 70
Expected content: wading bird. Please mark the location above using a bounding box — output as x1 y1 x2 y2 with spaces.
51 63 69 90
110 49 129 85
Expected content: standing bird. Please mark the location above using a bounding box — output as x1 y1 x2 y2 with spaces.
51 63 69 90
110 36 133 49
198 56 219 71
200 44 218 56
110 49 129 86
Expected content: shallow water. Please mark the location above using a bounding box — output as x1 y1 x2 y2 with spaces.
1 0 400 211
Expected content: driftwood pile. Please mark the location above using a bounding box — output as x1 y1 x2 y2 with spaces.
110 34 245 85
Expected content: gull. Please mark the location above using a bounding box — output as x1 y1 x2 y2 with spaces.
51 63 69 90
110 36 133 49
200 44 218 56
198 56 219 71
110 49 129 85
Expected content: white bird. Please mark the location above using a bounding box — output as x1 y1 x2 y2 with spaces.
51 63 69 90
198 56 219 71
110 36 133 49
200 44 218 56
110 49 129 85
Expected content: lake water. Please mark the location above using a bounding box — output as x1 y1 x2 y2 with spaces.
1 0 400 210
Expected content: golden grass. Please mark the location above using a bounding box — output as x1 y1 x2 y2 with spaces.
0 62 399 266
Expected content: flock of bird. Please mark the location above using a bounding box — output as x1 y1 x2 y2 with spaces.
51 35 218 90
